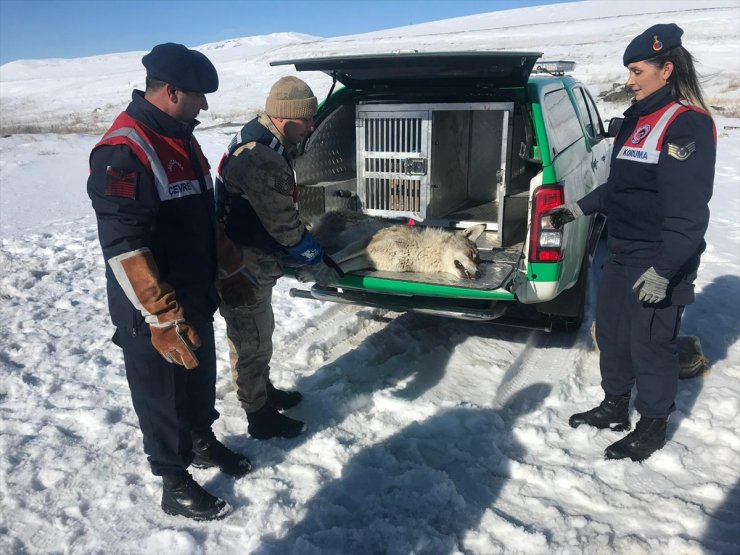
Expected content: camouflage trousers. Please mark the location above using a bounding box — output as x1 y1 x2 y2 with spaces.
219 285 275 413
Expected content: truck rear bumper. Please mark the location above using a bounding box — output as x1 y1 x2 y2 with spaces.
289 286 553 330
290 285 506 321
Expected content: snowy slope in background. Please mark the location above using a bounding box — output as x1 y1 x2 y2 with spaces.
1 0 738 133
1 1 739 553
0 32 320 133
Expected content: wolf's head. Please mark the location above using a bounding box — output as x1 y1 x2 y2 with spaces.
441 224 486 280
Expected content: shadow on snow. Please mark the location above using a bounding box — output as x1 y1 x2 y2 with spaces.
256 383 552 554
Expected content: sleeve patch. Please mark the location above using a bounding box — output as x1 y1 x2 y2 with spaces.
105 166 138 198
273 174 294 195
666 141 696 161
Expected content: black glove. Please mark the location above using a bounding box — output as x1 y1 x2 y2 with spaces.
218 271 257 308
296 254 345 286
547 203 583 229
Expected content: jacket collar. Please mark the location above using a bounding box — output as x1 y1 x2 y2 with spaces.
126 90 199 139
258 113 298 159
624 85 675 117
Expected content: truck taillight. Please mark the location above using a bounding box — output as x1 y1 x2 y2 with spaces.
529 185 564 263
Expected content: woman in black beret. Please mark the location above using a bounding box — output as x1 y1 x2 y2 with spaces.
548 24 716 462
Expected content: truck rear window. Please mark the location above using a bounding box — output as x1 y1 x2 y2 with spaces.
542 88 582 156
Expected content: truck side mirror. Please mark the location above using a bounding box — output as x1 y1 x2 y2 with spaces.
606 117 623 138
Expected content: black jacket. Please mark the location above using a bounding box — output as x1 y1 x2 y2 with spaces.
578 85 716 298
88 91 219 330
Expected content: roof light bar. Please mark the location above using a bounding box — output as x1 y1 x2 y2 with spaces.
532 61 576 76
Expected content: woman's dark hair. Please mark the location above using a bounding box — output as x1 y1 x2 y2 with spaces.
647 46 710 114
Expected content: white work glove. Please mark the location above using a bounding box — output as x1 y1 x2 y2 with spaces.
296 254 344 286
632 267 669 303
547 203 583 229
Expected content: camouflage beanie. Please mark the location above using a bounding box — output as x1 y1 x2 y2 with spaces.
265 76 317 119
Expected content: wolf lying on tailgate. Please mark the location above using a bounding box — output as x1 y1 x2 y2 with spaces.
297 210 486 281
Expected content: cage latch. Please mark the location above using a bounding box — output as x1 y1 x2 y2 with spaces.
404 158 427 176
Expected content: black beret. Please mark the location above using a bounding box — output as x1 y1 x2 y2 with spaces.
142 42 219 93
623 23 683 66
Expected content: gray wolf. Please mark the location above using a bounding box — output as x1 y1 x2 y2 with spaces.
309 211 486 280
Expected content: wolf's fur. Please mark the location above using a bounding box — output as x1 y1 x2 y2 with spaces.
311 211 486 280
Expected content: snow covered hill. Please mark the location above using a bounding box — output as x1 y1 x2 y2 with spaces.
1 1 739 553
1 0 738 133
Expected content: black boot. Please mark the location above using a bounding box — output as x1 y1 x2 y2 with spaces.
161 471 231 521
247 404 305 440
191 430 252 477
266 380 303 410
569 394 631 431
605 416 667 462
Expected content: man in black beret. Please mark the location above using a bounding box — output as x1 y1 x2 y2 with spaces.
142 42 219 94
87 43 251 521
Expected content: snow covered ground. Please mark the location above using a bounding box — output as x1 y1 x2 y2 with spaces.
1 1 739 554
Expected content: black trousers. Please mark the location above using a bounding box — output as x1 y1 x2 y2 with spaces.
114 319 219 476
595 256 684 419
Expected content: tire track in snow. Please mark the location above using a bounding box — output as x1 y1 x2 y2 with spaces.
277 295 395 366
492 328 592 409
491 243 604 410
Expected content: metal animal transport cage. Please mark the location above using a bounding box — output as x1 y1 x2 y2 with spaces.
355 102 514 224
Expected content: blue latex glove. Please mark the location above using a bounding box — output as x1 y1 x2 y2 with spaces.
286 231 323 264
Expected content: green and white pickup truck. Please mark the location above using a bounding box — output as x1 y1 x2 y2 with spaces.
274 52 612 331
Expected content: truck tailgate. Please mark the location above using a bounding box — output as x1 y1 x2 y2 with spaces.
340 242 522 293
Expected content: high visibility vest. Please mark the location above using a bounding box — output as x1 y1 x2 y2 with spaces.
615 101 708 165
93 112 213 200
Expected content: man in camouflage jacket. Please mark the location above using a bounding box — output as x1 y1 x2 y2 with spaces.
215 76 340 439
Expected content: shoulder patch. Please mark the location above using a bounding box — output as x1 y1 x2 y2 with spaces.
105 166 138 198
273 173 293 195
666 141 696 161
